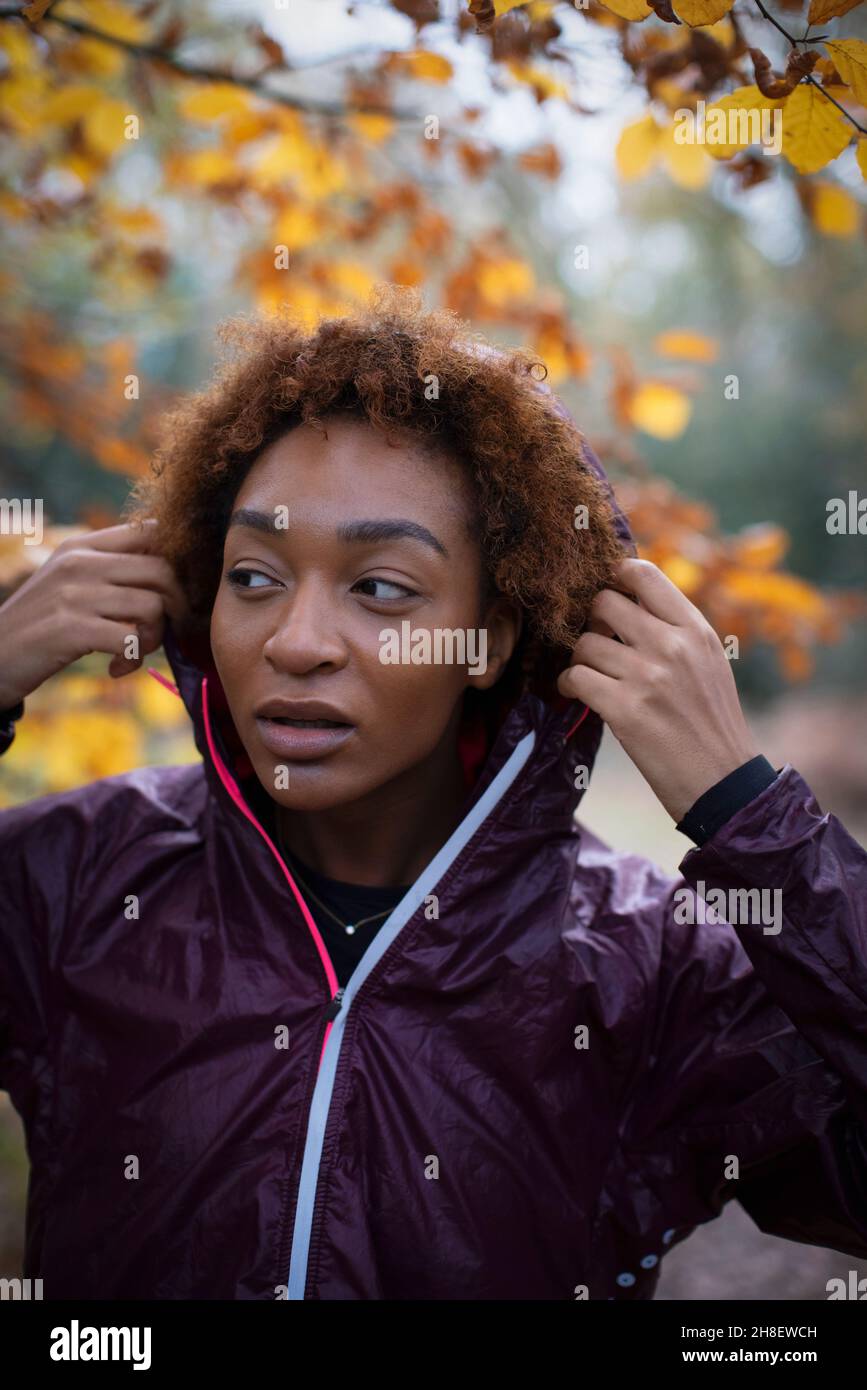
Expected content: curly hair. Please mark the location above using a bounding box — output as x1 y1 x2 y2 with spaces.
128 284 624 681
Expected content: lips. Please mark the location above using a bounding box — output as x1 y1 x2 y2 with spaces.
253 700 355 762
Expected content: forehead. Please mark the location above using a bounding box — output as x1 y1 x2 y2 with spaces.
234 416 475 526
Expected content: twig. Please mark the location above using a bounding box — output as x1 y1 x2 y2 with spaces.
752 0 867 136
0 2 421 122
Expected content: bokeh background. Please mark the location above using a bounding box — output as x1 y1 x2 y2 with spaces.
1 0 866 1299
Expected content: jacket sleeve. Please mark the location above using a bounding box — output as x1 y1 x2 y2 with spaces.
617 764 867 1265
0 788 56 1150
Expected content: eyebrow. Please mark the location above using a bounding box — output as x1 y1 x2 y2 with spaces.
227 510 448 558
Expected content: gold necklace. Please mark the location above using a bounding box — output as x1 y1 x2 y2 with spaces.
276 819 394 937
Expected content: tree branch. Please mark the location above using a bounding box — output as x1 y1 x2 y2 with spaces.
751 0 867 136
0 2 421 122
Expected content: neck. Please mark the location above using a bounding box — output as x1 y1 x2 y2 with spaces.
275 719 468 888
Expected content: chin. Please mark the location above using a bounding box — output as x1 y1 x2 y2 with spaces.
254 762 369 814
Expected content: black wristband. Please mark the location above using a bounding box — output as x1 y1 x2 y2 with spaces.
676 755 779 846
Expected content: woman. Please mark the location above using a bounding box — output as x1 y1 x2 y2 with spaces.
0 287 865 1301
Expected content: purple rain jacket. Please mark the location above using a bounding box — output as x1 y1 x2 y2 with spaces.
1 436 867 1303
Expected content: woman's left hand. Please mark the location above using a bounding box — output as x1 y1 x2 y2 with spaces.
557 557 760 823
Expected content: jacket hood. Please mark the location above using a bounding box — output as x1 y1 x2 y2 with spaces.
152 388 635 837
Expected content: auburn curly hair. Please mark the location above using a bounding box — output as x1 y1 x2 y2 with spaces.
128 284 624 687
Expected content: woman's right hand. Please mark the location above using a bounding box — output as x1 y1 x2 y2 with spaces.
0 518 187 710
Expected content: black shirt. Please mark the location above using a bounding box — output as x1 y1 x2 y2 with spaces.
278 756 778 988
280 850 408 988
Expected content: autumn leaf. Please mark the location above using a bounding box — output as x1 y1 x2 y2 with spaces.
857 138 867 180
347 112 395 144
41 84 105 123
22 0 53 21
179 83 254 121
703 86 785 161
660 121 711 188
507 61 569 101
781 82 852 174
615 114 660 180
810 181 861 236
730 523 788 570
598 0 653 18
626 381 692 439
394 51 454 83
653 330 719 362
82 96 131 157
476 256 535 306
49 0 149 44
807 0 863 22
824 40 867 107
672 0 735 27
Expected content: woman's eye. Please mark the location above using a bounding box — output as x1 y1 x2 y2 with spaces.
353 577 418 601
226 567 277 590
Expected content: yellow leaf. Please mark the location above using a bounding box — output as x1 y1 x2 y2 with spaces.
659 555 703 595
1 72 47 132
598 0 652 18
653 330 719 362
328 262 377 302
615 114 660 180
731 524 788 570
858 138 867 180
701 17 736 46
824 40 867 106
179 83 253 121
50 0 148 44
720 570 826 621
67 35 126 77
781 82 851 174
274 204 322 250
627 382 692 440
702 85 785 161
108 204 164 237
0 18 35 68
347 112 394 144
808 0 863 22
400 50 453 82
82 96 131 156
811 181 861 236
41 84 104 124
507 62 569 100
661 124 711 188
182 148 239 185
672 0 734 25
477 257 535 306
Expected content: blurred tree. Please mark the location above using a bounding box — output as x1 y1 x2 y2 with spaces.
0 0 864 781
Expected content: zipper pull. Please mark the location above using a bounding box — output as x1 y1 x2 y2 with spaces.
324 987 344 1021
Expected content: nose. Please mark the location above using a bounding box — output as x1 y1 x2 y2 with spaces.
262 577 347 676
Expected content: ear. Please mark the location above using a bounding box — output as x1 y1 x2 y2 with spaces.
466 597 523 692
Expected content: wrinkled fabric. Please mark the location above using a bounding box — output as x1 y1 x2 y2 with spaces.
1 436 866 1301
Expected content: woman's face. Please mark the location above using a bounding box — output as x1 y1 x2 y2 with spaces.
210 415 520 812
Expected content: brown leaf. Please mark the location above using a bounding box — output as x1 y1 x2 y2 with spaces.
648 0 682 21
22 0 53 22
467 0 496 33
749 46 796 98
785 47 820 83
